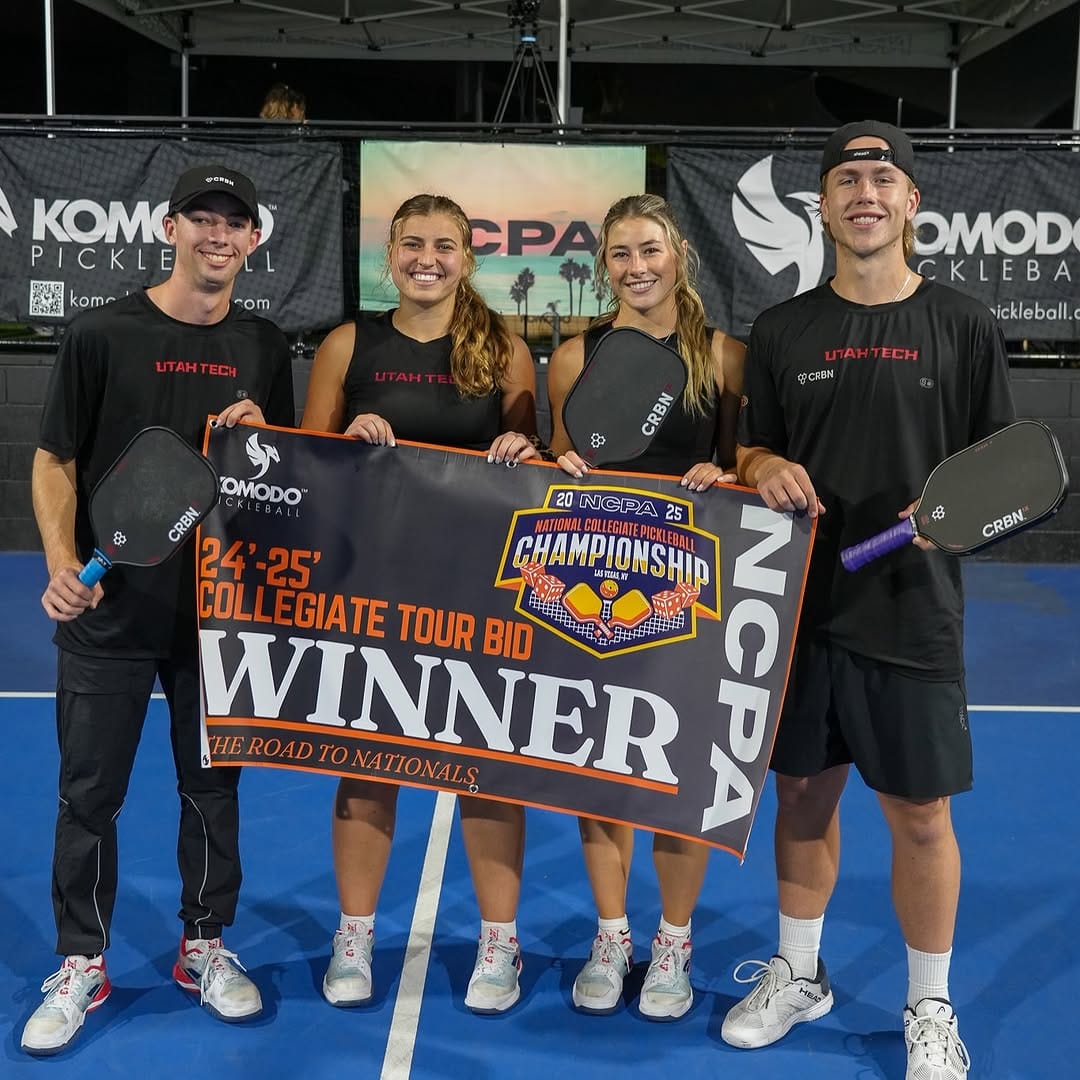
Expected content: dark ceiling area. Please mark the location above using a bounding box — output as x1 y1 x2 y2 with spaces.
0 0 1077 129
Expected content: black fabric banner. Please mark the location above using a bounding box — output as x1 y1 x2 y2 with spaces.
669 147 1080 340
0 138 343 333
199 424 815 858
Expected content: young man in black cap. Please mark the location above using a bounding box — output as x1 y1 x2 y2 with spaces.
22 164 294 1055
721 122 1014 1080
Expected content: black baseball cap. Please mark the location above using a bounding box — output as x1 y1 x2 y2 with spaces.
167 165 260 226
820 121 916 183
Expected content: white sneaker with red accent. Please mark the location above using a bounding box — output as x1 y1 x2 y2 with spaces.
323 923 374 1007
21 954 111 1056
638 934 694 1020
572 931 633 1014
173 937 262 1022
464 927 522 1014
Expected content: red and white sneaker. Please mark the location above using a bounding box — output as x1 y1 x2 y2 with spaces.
464 927 522 1014
572 932 633 1014
323 924 374 1007
639 933 693 1020
173 936 262 1022
21 954 111 1056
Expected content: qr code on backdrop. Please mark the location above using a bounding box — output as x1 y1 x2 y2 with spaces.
29 280 64 318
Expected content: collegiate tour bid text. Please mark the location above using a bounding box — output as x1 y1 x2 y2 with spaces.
198 537 533 661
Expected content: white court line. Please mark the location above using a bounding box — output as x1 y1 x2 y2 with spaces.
968 705 1080 713
1 692 1078 712
380 790 457 1080
0 692 167 699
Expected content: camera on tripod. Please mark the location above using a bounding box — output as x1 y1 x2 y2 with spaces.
508 0 542 36
494 0 560 125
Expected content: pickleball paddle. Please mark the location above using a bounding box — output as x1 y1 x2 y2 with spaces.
78 426 220 586
841 420 1068 571
562 326 688 467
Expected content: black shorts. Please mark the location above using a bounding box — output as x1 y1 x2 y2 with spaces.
771 637 972 799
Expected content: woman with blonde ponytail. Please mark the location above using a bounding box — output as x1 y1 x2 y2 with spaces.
301 193 537 1016
547 193 745 1021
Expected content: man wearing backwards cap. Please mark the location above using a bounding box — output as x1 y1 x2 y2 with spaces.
23 164 294 1055
723 122 1014 1079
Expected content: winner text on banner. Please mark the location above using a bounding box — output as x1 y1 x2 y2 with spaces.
199 424 815 858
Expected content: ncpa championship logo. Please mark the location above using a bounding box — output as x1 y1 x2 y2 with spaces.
496 485 720 659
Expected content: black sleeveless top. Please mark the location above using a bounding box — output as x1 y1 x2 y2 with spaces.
343 311 502 450
579 324 720 476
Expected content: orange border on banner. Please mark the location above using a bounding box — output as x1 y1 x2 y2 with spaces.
206 715 678 794
199 419 815 859
198 755 743 856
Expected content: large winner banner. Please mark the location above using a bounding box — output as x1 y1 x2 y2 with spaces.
0 138 343 333
199 424 814 858
669 147 1080 340
359 142 645 336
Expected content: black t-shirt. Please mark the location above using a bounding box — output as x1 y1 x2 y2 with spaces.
343 312 502 450
39 290 295 659
738 278 1015 678
580 324 720 476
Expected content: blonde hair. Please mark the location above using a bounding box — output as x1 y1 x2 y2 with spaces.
592 194 714 416
819 175 917 258
387 194 515 398
259 83 306 121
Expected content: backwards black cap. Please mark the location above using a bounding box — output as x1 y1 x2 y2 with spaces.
820 121 916 183
167 164 260 227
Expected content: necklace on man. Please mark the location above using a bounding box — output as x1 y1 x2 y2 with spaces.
890 271 913 303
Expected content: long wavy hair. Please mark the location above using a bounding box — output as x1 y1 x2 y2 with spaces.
592 195 715 416
386 194 514 397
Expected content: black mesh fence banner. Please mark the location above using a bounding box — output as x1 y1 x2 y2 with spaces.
0 138 343 334
669 147 1080 341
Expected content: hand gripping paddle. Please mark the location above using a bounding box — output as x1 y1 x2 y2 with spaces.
841 420 1068 571
562 326 688 467
78 426 221 586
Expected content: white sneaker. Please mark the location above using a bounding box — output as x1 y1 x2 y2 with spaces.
21 955 111 1056
173 937 262 1022
572 932 633 1014
721 955 833 1048
638 934 693 1020
464 928 522 1014
905 997 970 1080
323 924 374 1007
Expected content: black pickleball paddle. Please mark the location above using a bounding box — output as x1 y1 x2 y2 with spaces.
78 426 220 586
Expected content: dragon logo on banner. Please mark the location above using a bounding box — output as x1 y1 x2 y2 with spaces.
245 433 280 480
0 184 16 239
731 155 825 298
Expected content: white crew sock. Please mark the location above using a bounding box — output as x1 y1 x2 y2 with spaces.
778 913 823 979
480 918 517 944
658 916 691 942
907 945 952 1009
339 912 374 935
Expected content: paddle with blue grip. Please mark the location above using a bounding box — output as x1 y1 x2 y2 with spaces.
841 420 1068 571
78 426 220 586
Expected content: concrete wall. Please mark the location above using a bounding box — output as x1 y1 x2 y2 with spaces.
2 347 1075 560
